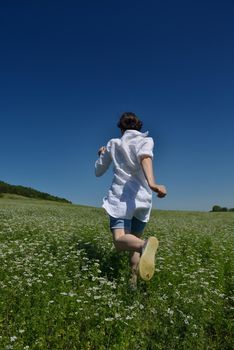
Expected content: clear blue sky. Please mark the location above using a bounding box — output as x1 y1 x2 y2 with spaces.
0 0 233 211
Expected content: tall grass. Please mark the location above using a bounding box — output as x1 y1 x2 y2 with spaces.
0 198 233 349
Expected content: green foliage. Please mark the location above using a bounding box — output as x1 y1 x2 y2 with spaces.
0 180 71 203
212 205 234 212
212 205 222 212
0 199 233 349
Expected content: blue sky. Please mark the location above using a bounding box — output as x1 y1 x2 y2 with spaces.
0 0 233 211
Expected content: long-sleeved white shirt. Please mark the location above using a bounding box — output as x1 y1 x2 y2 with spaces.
95 130 154 222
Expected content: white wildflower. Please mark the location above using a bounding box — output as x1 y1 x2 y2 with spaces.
167 308 174 316
126 315 133 320
10 336 17 342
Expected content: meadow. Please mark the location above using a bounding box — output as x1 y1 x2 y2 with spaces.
0 197 233 349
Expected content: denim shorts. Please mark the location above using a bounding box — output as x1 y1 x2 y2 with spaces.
109 216 146 235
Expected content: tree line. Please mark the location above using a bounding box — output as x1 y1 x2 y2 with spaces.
0 180 71 204
211 205 234 212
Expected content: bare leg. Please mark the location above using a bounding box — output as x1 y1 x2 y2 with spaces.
128 231 142 289
128 251 140 288
112 228 144 253
112 228 145 289
129 250 141 273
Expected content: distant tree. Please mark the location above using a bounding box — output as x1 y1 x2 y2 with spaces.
221 207 228 212
212 205 222 212
0 180 71 203
211 205 233 212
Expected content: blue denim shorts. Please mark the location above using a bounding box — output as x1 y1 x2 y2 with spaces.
109 216 146 235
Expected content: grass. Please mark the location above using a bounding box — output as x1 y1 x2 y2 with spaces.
0 198 233 349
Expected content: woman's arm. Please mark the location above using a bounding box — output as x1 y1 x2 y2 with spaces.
140 156 167 198
95 146 112 177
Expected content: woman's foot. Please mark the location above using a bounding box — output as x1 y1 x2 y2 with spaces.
138 237 159 281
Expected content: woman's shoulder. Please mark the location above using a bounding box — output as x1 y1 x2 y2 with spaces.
107 137 121 145
139 136 154 147
106 138 121 150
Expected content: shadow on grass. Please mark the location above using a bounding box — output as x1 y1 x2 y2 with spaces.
75 240 152 298
76 241 126 281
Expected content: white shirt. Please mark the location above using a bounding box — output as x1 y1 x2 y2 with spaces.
95 130 154 222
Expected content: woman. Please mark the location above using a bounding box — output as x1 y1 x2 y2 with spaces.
95 112 167 287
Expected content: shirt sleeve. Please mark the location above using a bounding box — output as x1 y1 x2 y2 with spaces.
136 137 154 161
95 141 112 177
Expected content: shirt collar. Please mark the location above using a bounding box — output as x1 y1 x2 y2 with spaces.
122 130 149 139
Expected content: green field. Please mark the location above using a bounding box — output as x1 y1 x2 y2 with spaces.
0 198 233 349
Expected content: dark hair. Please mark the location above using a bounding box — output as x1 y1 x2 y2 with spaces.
117 112 143 132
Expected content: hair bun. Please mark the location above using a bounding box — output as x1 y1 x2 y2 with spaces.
117 112 143 132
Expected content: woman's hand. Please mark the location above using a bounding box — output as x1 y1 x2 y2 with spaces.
98 146 106 156
140 156 167 198
150 184 167 198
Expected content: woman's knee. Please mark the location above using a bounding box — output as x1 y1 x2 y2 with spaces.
114 242 121 252
113 237 123 252
112 229 125 248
